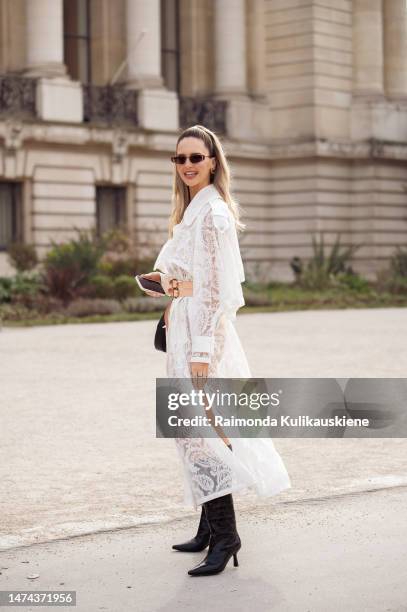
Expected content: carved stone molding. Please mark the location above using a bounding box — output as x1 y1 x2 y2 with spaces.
268 138 407 161
3 119 24 153
112 129 130 164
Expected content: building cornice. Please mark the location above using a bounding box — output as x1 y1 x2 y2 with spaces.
1 119 407 162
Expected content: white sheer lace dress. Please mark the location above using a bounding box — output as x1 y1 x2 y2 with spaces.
153 184 291 509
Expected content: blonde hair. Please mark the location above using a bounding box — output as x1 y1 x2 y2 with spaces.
168 124 246 237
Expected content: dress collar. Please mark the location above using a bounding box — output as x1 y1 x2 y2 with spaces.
182 184 221 226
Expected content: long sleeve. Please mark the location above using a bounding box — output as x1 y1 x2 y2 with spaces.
188 208 229 364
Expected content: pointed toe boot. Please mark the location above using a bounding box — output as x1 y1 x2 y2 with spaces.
172 504 211 552
188 493 241 576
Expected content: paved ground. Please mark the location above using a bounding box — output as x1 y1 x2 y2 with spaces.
1 308 407 610
1 485 406 612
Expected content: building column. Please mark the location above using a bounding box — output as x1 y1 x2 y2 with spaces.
126 0 163 89
353 0 384 98
24 0 83 122
214 0 248 98
351 0 407 142
247 0 267 101
25 0 66 77
125 0 178 131
383 0 407 99
213 0 269 142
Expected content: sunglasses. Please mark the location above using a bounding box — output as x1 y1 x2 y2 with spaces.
170 153 214 165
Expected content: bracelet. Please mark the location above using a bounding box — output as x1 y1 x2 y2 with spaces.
169 278 180 298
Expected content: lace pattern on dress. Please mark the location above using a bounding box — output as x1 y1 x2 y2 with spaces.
171 209 236 504
188 208 224 364
176 438 233 501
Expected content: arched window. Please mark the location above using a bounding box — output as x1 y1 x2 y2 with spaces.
63 0 92 83
161 0 181 93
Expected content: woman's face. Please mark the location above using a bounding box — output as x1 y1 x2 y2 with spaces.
175 137 216 195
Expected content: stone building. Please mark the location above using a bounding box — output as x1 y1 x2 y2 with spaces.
0 0 406 280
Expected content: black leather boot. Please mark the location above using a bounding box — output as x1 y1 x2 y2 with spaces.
188 492 241 576
172 504 210 552
172 443 233 553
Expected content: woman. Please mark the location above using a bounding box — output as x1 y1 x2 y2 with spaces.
141 124 291 577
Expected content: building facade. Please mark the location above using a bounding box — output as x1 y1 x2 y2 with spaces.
0 0 406 281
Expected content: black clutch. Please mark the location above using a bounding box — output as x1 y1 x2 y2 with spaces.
154 312 167 352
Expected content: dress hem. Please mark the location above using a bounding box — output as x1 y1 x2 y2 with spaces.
193 482 249 508
191 478 292 509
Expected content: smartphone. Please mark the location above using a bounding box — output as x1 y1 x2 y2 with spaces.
135 274 166 295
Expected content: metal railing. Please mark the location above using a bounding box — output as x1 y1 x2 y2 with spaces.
0 76 36 118
0 77 228 136
83 84 139 127
179 96 228 134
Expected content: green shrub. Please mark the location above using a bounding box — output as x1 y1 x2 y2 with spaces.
113 275 138 300
42 264 81 304
0 277 13 302
31 295 64 314
9 272 45 308
122 296 169 313
376 269 407 295
7 243 38 272
375 247 407 295
243 289 272 306
65 298 123 317
42 230 105 303
96 226 155 279
390 247 407 278
299 266 332 291
86 274 138 300
98 256 139 278
0 303 39 322
0 272 44 306
98 254 156 279
334 273 372 293
291 233 362 290
100 227 131 253
387 276 407 294
87 275 116 298
45 230 104 275
133 258 157 276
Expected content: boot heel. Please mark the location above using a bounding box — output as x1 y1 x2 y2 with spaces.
233 553 238 567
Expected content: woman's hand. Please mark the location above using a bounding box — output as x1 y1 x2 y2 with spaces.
141 272 179 298
190 361 209 390
139 272 164 297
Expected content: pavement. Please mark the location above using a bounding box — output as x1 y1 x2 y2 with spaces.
1 307 407 611
1 485 407 612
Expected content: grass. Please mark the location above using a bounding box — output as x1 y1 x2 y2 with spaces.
1 282 406 328
244 281 407 311
0 310 161 328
